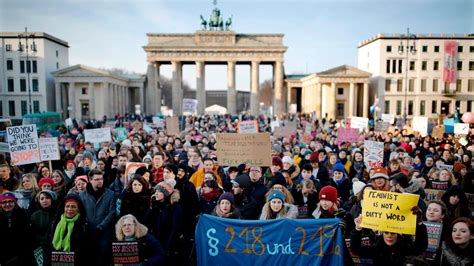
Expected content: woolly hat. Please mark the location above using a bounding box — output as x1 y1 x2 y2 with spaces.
352 179 366 196
164 164 178 176
218 192 235 205
267 190 285 203
38 190 58 201
272 156 283 168
231 174 251 190
75 175 89 184
309 152 319 163
272 144 282 154
319 186 338 203
82 151 94 161
39 178 56 188
400 143 413 153
270 172 287 188
454 162 466 173
0 192 17 203
371 168 389 180
332 163 346 174
64 193 82 207
142 154 152 163
282 156 294 165
155 180 176 197
65 160 76 168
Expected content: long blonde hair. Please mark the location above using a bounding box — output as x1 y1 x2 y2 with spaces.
115 214 148 241
19 173 39 191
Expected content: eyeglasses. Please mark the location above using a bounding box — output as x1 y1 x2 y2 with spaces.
1 200 14 205
122 223 135 228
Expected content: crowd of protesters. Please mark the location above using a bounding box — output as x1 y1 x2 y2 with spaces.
0 112 473 266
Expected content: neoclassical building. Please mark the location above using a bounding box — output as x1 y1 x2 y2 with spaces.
285 65 372 119
52 65 145 120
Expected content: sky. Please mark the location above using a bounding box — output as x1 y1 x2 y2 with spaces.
1 0 473 91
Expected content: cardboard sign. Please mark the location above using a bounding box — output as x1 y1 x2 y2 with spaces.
423 189 445 205
423 222 443 261
112 242 139 264
454 123 469 135
152 117 164 129
432 127 445 139
337 128 359 146
182 98 198 114
274 126 295 138
39 137 60 161
115 127 128 142
7 124 41 166
84 128 111 144
381 114 395 124
412 116 428 136
217 133 271 166
237 120 259 134
363 141 384 170
125 162 147 184
349 117 369 132
51 251 74 266
361 190 420 235
374 121 390 132
165 116 180 136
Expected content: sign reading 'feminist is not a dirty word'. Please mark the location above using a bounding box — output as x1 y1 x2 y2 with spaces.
196 214 344 266
361 190 419 235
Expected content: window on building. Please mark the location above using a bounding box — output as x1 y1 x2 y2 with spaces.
385 79 391 92
6 60 13 70
470 61 474 71
422 61 427 71
421 79 426 92
455 100 461 112
433 61 439 71
33 101 40 113
409 61 415 71
5 44 12 51
398 59 402 73
385 101 390 113
422 46 428 52
392 60 397 73
20 60 25 73
56 62 59 69
338 88 344 95
20 79 26 92
457 61 463 71
82 88 88 95
7 79 14 92
420 101 425 116
386 46 392 52
397 79 402 92
8 101 15 116
337 103 344 117
26 60 31 73
433 79 438 92
396 101 402 115
408 100 414 115
32 60 37 73
81 102 89 116
32 79 38 92
21 101 27 116
432 100 437 113
468 101 472 112
409 79 415 92
458 46 463 53
56 50 59 57
386 60 390 74
456 79 462 92
444 82 450 93
469 79 474 92
470 46 474 53
434 46 440 52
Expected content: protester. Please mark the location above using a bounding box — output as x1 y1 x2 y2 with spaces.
433 217 474 265
30 190 58 263
117 175 151 224
211 192 241 219
67 175 88 195
259 190 298 220
231 174 259 219
14 173 39 210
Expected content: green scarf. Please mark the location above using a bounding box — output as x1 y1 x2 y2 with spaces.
52 213 80 252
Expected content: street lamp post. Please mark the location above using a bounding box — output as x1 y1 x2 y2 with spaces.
398 28 417 125
17 27 37 114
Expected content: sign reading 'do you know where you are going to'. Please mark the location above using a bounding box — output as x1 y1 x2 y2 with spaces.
166 116 180 136
84 128 111 144
361 190 419 235
237 120 259 133
39 137 60 161
7 124 40 166
217 133 271 166
196 214 344 266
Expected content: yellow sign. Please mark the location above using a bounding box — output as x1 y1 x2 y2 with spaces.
361 190 419 235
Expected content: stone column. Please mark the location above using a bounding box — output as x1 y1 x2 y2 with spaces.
227 61 236 114
55 82 61 114
110 84 115 116
139 83 145 116
103 83 111 118
146 63 157 115
68 82 75 118
155 63 161 115
88 82 95 120
124 86 129 114
250 61 260 116
196 61 206 115
119 85 123 115
363 82 369 118
349 82 355 117
325 83 336 119
316 83 322 118
273 61 284 116
171 61 183 115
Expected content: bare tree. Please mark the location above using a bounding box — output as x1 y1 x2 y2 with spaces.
259 79 273 106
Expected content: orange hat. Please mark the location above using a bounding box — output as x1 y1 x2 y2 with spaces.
371 168 389 180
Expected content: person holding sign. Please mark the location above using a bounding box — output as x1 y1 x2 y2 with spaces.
433 217 474 265
114 214 165 265
370 168 391 191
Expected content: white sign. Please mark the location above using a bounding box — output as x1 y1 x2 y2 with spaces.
412 116 428 136
39 137 60 161
7 124 40 165
349 117 369 132
182 98 198 114
454 123 469 135
65 118 73 128
237 120 259 134
84 128 112 143
270 121 280 132
152 117 164 129
381 114 395 124
143 123 153 134
364 140 384 170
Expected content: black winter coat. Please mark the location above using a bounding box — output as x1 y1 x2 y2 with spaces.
0 207 34 265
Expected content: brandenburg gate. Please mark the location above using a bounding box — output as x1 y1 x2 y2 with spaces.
143 6 287 116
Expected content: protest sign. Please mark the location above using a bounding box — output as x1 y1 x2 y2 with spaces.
466 193 474 217
412 116 428 136
348 117 369 132
165 116 180 136
436 163 453 172
363 141 384 170
39 137 60 161
237 120 259 134
431 181 449 190
7 124 40 166
361 190 419 234
432 127 445 139
143 123 153 134
51 251 74 266
454 123 469 135
337 128 359 146
274 126 295 138
196 214 344 266
304 121 312 135
34 247 43 266
374 121 390 132
381 114 395 124
84 128 111 143
270 120 280 132
152 117 164 129
115 128 128 142
443 118 454 134
285 121 298 131
65 118 73 128
125 162 147 184
183 98 198 114
423 189 445 205
217 133 271 166
423 222 443 261
112 242 140 264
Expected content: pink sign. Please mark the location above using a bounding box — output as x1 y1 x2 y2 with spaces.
337 128 359 146
443 40 457 83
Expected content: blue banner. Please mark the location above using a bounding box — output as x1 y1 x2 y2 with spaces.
196 214 344 266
